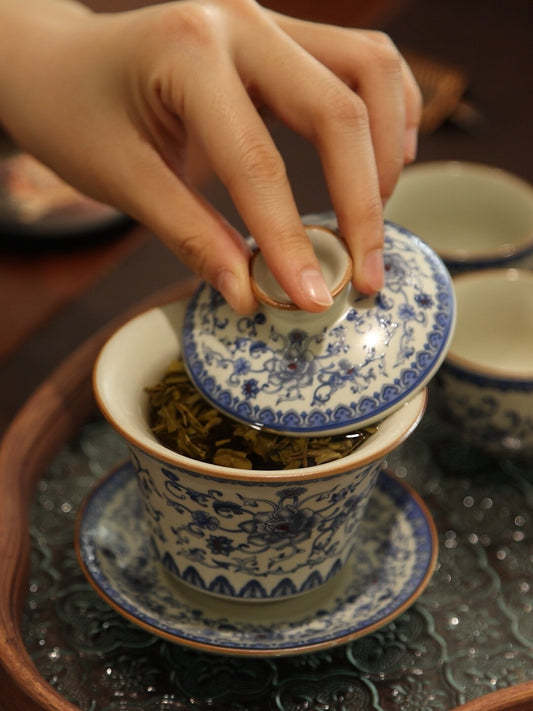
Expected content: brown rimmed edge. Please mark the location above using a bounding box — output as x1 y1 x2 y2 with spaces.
0 278 532 710
0 280 198 711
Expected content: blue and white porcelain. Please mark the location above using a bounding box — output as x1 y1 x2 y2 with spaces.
182 219 455 436
437 269 533 457
385 162 533 273
76 462 437 656
94 284 427 601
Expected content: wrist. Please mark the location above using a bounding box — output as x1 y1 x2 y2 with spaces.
0 0 93 138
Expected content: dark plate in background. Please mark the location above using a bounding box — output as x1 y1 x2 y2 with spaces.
0 141 131 247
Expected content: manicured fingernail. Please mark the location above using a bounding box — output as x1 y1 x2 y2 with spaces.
404 127 418 163
217 269 242 312
363 249 384 292
300 268 333 308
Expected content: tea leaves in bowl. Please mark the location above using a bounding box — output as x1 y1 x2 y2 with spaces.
146 359 376 470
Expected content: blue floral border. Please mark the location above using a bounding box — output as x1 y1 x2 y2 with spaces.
183 221 455 434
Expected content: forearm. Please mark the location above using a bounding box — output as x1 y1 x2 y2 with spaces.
0 0 93 141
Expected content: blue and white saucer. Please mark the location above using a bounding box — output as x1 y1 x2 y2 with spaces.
76 462 437 656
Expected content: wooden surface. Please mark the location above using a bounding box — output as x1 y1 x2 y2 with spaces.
0 281 197 711
0 224 146 363
450 683 533 711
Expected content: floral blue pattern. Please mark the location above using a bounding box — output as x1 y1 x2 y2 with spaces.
76 462 437 655
131 447 381 599
183 220 454 435
437 362 533 455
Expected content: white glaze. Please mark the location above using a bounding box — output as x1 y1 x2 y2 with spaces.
385 161 533 269
438 269 533 456
182 221 455 436
94 292 428 601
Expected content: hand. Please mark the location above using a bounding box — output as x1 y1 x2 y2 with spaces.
0 0 421 313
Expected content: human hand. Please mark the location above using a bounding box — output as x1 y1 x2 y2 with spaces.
0 0 421 313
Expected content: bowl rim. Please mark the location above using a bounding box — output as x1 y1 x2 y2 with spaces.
444 268 533 381
93 299 428 483
388 160 533 265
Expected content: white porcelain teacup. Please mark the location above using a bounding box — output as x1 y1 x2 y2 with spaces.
437 269 533 457
93 218 457 602
385 161 533 273
94 297 428 601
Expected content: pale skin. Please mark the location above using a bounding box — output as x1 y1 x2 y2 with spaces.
0 0 422 313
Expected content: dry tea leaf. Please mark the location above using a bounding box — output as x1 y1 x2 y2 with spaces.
146 358 376 470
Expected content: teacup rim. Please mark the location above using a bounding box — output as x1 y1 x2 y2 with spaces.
93 298 428 483
445 268 533 381
387 160 533 264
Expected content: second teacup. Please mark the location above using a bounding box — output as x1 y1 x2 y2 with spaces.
385 161 533 273
437 269 533 457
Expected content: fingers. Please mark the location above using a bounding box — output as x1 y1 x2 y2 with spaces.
349 31 423 190
107 2 420 310
227 14 386 294
113 144 258 314
191 77 333 312
120 2 419 307
270 16 423 201
106 15 328 313
235 13 422 294
158 10 333 312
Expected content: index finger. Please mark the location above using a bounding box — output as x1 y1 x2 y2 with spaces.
234 23 385 294
180 54 335 311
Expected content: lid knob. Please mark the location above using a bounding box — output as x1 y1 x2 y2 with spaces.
250 226 353 310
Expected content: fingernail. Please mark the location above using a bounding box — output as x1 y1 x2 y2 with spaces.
217 269 242 312
363 249 384 292
300 268 333 308
404 127 418 163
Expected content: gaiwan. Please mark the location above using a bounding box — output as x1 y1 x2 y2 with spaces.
93 219 454 601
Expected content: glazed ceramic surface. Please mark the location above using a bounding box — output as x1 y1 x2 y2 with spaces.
384 161 533 272
94 292 427 601
437 269 533 456
76 462 437 656
130 445 383 600
182 220 454 436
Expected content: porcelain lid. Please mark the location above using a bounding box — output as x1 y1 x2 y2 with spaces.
182 219 455 436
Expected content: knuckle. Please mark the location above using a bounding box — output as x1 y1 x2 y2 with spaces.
147 3 219 54
367 31 403 77
175 230 210 275
361 193 384 223
341 191 383 230
368 30 395 47
319 85 369 132
276 231 309 258
235 135 287 186
216 0 261 21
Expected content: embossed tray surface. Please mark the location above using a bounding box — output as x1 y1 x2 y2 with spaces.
1 282 533 711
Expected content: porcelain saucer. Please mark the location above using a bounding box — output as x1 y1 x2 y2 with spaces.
76 462 437 657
